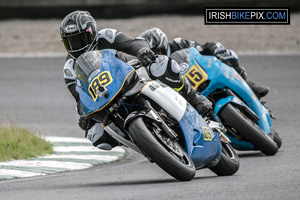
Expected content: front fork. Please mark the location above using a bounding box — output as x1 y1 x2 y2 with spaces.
208 120 231 144
136 95 178 140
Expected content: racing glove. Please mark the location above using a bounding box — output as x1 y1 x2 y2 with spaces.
137 47 156 66
78 116 96 131
214 48 239 68
214 48 247 79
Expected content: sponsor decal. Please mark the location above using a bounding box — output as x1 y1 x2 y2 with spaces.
225 68 230 78
207 59 212 68
236 73 242 81
64 24 79 33
202 127 213 141
149 82 160 91
251 94 257 101
64 69 73 77
179 63 189 74
231 69 237 80
165 77 181 83
105 29 113 39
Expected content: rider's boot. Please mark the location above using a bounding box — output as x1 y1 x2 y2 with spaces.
233 65 269 99
177 77 212 115
246 80 269 99
87 123 119 150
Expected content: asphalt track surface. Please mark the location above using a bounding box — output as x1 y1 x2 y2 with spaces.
0 55 300 200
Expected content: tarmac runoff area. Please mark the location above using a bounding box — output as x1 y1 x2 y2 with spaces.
0 137 125 180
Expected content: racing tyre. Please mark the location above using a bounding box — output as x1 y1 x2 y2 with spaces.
128 117 196 181
219 103 278 156
271 130 282 149
210 142 239 176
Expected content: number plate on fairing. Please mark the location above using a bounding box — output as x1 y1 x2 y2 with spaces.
184 59 208 90
89 71 113 101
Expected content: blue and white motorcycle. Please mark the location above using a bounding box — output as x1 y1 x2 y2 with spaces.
171 47 282 156
74 49 239 181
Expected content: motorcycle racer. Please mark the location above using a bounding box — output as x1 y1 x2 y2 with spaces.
139 27 270 99
60 11 212 150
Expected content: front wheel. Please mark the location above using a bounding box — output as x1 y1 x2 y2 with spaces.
271 130 282 149
219 103 278 156
210 142 240 176
128 117 196 181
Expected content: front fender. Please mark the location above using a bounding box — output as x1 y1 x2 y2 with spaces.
124 109 159 131
214 96 246 116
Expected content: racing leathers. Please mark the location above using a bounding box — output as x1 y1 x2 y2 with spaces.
64 28 155 150
168 38 269 99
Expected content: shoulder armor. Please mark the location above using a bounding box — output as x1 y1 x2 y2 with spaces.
98 28 118 43
63 58 76 80
173 37 183 44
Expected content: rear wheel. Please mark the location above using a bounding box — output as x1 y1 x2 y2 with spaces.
128 117 196 181
219 103 278 156
210 142 239 176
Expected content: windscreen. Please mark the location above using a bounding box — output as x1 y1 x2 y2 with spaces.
74 50 103 83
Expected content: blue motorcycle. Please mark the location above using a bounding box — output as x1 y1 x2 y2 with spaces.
171 47 282 156
74 49 239 181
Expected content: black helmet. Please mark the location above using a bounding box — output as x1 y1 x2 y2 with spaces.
139 27 170 56
60 11 97 58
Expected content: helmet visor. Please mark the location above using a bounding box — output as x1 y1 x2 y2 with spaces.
62 31 95 53
152 36 169 55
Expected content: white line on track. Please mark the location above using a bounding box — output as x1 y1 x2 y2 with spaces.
45 136 90 143
39 154 119 161
0 169 45 177
52 146 125 153
0 160 93 170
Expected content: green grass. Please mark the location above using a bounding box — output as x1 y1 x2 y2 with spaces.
0 125 53 162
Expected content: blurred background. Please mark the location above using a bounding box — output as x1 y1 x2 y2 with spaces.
0 0 299 19
0 0 299 56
